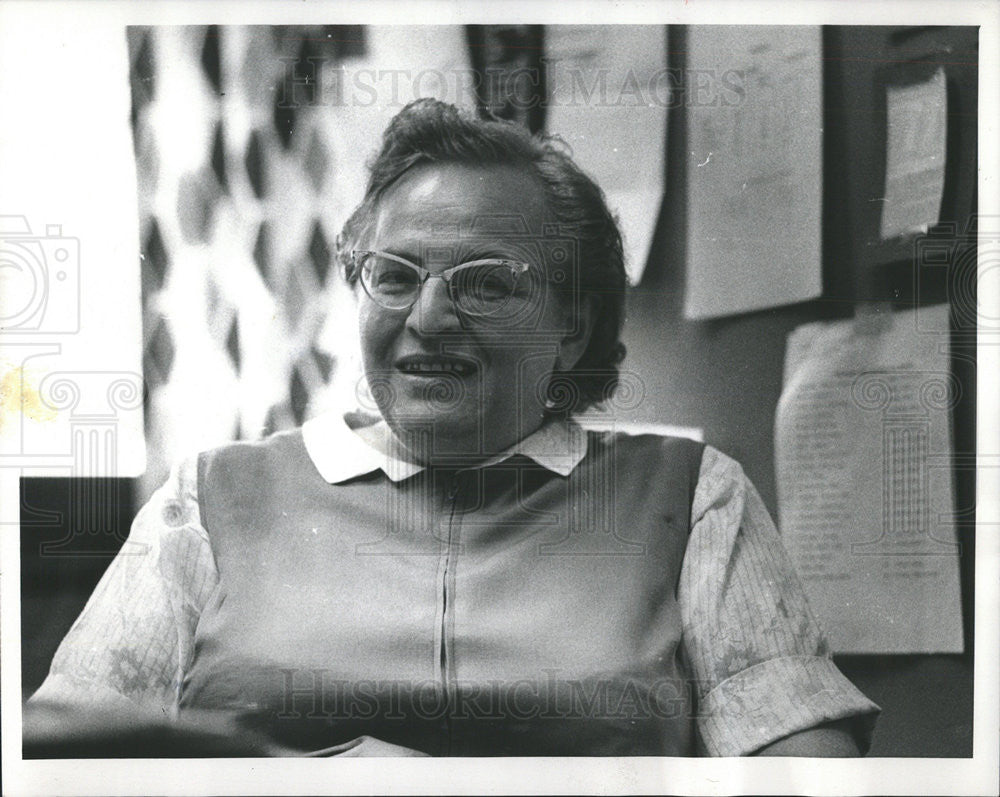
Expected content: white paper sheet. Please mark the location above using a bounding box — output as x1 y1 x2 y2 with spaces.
880 67 948 240
545 26 667 285
684 26 823 319
775 304 963 654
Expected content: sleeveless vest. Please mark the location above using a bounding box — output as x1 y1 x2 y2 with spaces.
180 428 705 756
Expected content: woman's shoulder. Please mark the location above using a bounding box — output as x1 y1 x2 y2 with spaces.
200 426 304 455
575 423 708 489
197 427 306 468
576 423 751 494
187 429 312 507
580 422 707 460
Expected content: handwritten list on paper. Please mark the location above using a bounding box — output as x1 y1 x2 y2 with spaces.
684 26 823 319
774 304 963 654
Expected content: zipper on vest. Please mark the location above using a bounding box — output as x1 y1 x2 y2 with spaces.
439 471 462 754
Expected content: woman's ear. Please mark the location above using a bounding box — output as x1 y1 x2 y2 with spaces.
555 294 599 372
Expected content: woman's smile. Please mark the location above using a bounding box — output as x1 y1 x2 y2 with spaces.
394 354 479 377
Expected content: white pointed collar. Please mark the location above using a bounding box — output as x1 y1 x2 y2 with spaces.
301 409 588 484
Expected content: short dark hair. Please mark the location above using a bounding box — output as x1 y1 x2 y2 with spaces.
336 98 627 413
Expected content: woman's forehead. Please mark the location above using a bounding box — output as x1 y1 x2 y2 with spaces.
371 162 548 240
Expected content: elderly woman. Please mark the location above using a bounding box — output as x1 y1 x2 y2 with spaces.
27 99 878 757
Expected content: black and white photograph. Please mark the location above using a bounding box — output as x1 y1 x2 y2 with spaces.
1 1 997 794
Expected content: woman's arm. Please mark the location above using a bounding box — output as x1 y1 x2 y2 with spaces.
755 718 861 757
678 446 880 757
28 457 217 713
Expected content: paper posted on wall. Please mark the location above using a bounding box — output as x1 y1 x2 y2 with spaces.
545 26 666 286
775 303 963 654
880 67 948 241
684 26 823 319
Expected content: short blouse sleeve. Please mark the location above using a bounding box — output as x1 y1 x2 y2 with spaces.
678 445 880 756
27 457 218 714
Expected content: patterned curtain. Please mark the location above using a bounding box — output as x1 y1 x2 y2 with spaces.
128 25 366 501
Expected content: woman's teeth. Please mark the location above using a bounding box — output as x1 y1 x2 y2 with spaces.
400 361 473 375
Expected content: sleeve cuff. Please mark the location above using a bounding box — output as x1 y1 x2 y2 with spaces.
28 672 150 711
696 654 881 756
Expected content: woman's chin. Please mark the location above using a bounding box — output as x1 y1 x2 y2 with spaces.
384 412 483 462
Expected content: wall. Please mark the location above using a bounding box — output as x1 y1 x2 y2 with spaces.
615 25 977 756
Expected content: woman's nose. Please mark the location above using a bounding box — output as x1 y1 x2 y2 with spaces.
405 276 461 335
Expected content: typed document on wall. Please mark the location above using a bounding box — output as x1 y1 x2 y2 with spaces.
774 304 963 654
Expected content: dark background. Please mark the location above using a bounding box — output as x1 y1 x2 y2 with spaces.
21 25 978 757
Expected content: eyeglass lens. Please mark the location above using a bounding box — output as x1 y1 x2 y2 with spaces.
360 254 521 316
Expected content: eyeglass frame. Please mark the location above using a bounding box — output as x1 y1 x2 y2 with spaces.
350 249 539 317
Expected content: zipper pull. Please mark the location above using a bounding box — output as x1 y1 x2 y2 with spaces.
447 473 461 502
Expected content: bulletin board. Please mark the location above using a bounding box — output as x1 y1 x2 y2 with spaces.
621 24 978 753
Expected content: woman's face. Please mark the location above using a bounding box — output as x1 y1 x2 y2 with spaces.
358 162 590 462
